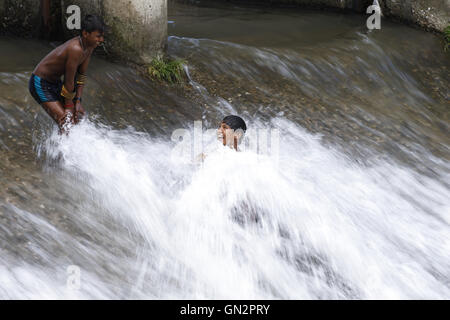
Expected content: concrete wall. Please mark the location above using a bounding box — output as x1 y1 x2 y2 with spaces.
104 0 167 63
64 0 168 63
0 0 167 64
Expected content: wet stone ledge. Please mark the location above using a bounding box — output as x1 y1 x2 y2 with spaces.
199 0 449 32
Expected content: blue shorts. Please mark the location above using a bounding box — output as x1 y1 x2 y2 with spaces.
28 73 63 104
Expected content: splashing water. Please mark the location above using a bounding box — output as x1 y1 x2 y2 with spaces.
3 116 446 299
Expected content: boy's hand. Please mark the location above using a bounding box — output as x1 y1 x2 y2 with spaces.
59 107 75 128
74 100 85 123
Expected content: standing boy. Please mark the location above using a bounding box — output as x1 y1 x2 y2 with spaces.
29 15 104 130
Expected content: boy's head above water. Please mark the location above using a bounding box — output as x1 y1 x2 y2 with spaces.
80 15 105 48
218 115 247 150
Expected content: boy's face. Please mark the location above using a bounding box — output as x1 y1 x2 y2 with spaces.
82 30 104 48
218 122 232 146
218 122 242 148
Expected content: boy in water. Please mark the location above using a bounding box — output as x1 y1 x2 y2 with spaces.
29 15 105 130
196 115 247 162
217 115 247 151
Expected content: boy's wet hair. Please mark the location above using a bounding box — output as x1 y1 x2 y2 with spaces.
81 15 105 35
222 115 247 132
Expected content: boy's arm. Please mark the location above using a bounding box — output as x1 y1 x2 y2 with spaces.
74 50 92 101
63 47 82 107
73 50 92 122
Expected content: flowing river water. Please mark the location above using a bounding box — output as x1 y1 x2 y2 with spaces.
0 1 449 299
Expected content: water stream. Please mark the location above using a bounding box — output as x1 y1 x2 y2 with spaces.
0 2 449 299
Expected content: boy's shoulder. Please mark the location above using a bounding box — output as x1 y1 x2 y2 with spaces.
57 37 84 57
67 37 84 52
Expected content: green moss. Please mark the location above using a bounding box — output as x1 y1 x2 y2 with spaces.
147 57 186 84
444 25 450 52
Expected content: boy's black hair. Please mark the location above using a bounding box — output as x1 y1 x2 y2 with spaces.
80 15 105 35
222 115 247 132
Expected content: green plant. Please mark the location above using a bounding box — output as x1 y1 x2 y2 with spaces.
147 57 186 84
444 25 450 52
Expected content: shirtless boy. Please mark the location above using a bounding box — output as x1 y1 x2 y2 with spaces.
29 15 104 130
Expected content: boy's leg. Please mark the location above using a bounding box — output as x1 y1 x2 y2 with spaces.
41 101 72 129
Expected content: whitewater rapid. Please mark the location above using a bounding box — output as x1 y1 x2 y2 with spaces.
1 116 448 299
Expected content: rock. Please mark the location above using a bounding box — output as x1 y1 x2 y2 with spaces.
381 0 449 32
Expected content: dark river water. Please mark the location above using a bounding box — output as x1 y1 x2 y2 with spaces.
0 1 449 299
